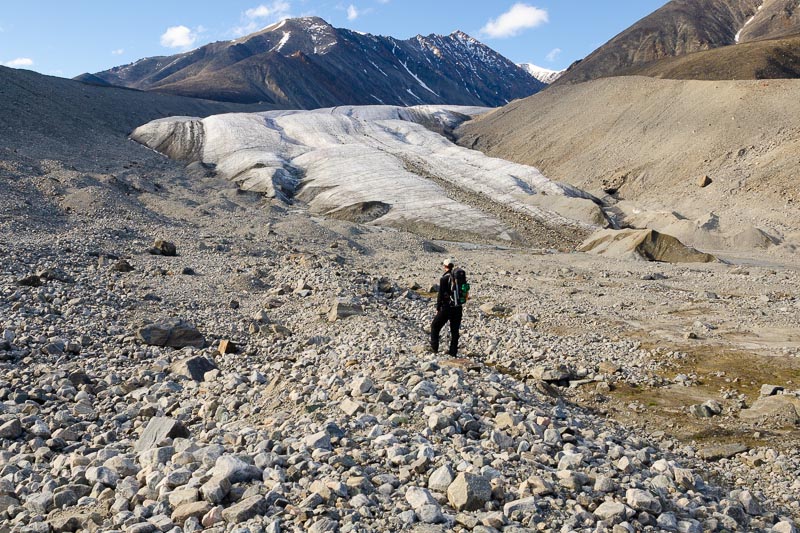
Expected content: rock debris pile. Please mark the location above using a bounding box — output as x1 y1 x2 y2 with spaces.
1 213 799 533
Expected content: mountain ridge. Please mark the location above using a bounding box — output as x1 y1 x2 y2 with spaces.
556 0 800 85
82 17 544 109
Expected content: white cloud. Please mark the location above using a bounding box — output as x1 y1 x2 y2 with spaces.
4 57 34 68
233 2 292 37
347 5 359 20
245 1 290 19
481 3 549 39
112 49 125 55
546 47 561 62
160 25 198 49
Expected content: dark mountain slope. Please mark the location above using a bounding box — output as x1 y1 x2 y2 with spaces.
556 0 800 85
85 17 543 108
629 33 800 80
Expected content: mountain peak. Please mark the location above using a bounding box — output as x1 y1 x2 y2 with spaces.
87 18 543 108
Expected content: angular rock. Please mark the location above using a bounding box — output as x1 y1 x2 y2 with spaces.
136 318 205 348
0 419 23 439
210 455 263 484
304 431 332 450
172 501 213 524
626 488 662 514
697 444 748 461
760 384 784 397
503 497 538 517
595 501 627 520
201 476 231 504
406 486 438 510
428 464 455 493
328 299 365 322
447 472 492 512
170 355 218 382
134 417 190 453
740 395 800 427
221 495 267 523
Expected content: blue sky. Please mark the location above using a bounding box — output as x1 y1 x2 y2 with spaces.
0 1 668 78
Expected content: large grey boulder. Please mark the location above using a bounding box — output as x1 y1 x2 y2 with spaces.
740 395 800 427
0 419 23 439
447 472 492 512
134 417 190 453
169 355 218 382
210 455 263 484
136 318 205 348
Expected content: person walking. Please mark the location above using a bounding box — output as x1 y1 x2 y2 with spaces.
431 257 468 356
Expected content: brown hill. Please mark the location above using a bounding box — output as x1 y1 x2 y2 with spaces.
0 66 274 162
557 0 800 85
628 33 800 80
456 76 800 253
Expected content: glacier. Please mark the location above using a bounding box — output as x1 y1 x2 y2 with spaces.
131 105 605 245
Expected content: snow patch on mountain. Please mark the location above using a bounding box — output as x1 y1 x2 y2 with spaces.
519 63 564 84
735 2 765 43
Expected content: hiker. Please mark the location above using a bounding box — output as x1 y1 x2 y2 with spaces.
431 258 469 356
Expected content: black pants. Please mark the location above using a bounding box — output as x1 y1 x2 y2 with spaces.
431 306 463 356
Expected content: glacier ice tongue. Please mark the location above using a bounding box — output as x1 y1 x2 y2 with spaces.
131 105 603 245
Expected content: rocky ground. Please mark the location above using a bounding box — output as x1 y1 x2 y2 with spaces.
2 136 800 533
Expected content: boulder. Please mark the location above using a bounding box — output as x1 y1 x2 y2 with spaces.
760 384 785 397
740 395 800 427
0 419 23 439
170 355 218 382
626 488 662 514
697 443 748 461
210 455 262 484
171 501 212 525
594 501 627 520
136 318 205 348
578 228 716 263
47 508 103 533
447 472 492 512
134 417 190 453
221 495 267 523
328 299 365 322
151 239 177 256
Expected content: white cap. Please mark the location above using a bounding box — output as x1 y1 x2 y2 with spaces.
442 257 455 267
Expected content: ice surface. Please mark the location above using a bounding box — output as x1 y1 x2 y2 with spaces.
132 105 600 243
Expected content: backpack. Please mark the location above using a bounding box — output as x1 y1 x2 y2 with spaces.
450 268 470 306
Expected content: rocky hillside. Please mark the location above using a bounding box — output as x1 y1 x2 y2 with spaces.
628 33 800 80
82 17 544 109
457 76 800 255
0 65 274 161
556 0 800 85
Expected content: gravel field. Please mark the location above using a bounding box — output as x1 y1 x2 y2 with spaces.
1 136 800 533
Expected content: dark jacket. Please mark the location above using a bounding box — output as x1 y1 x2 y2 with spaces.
437 271 456 310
